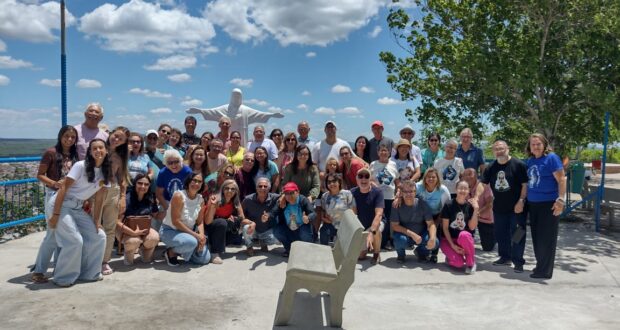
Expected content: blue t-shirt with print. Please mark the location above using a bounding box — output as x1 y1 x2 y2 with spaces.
156 165 192 201
526 153 563 202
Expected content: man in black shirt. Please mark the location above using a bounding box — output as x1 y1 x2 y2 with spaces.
482 140 528 272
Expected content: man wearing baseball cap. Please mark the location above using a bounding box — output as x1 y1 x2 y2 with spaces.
368 120 394 162
272 182 316 257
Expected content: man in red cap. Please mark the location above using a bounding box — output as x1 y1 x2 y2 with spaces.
368 120 394 162
272 182 316 257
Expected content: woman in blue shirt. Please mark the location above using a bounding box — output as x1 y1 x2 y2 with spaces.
526 133 566 279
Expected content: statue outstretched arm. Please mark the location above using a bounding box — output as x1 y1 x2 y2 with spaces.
241 105 284 124
186 105 228 121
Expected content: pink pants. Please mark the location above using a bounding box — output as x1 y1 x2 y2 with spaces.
440 231 475 268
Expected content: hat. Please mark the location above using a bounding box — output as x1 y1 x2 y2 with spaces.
371 120 384 128
399 124 414 135
282 182 299 193
146 129 158 138
324 120 337 128
396 138 411 149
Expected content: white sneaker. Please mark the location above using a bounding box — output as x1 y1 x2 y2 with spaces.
465 263 477 275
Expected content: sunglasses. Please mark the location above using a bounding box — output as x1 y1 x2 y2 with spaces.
224 187 236 192
160 130 171 135
167 160 180 166
286 138 296 142
272 133 282 137
429 139 439 142
357 174 370 179
147 136 158 140
257 185 269 189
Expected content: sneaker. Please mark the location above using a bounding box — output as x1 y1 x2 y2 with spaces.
370 253 381 265
429 255 438 264
246 247 255 257
529 273 551 279
514 264 524 273
31 272 48 284
396 255 405 263
260 244 269 253
413 248 428 262
465 263 477 275
164 249 179 267
211 254 223 264
492 258 512 266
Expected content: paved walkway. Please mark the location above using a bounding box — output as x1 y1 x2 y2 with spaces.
1 220 619 329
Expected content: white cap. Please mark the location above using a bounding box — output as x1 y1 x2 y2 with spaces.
146 129 158 138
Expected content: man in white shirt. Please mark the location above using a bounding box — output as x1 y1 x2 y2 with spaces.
312 121 351 174
246 125 279 161
297 121 316 150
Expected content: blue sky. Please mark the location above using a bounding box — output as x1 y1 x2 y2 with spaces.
0 0 422 142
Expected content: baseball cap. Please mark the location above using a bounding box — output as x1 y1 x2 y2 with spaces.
371 120 383 128
324 120 337 128
146 129 159 138
399 124 414 135
282 182 299 193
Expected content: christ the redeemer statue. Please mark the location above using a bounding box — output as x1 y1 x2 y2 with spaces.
186 88 284 145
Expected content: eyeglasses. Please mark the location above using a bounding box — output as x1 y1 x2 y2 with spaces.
298 152 309 157
147 136 158 140
286 138 296 142
429 139 439 142
160 130 171 135
327 180 339 185
257 185 269 189
224 187 236 192
243 158 255 162
272 133 282 137
357 174 370 179
167 160 180 166
191 179 203 184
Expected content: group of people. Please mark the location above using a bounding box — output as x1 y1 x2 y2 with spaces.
30 102 566 287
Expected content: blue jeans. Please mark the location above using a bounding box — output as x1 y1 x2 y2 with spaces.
319 223 337 245
47 194 106 286
159 224 211 264
393 231 439 259
242 225 278 248
273 223 313 252
494 211 526 266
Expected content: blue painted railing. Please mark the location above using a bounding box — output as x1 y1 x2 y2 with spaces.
0 156 45 230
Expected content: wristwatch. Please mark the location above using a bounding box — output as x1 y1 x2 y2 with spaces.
556 197 565 204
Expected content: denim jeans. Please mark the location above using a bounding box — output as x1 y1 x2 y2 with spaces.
242 225 278 248
393 231 439 258
159 224 210 264
319 223 337 245
47 194 106 286
273 223 313 252
494 211 526 266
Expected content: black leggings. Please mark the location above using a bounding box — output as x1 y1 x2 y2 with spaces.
206 218 228 254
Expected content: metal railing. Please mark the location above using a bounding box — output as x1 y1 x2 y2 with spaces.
0 156 45 230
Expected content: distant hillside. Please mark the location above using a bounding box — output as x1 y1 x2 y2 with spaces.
0 139 56 158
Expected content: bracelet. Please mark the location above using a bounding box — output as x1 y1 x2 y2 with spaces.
53 213 60 216
555 197 565 205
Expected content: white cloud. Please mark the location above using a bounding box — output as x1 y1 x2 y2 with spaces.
331 84 352 93
79 0 216 54
225 46 237 55
297 104 308 111
360 86 375 93
230 78 253 87
368 25 382 38
0 55 33 69
76 79 102 89
268 106 283 113
301 90 311 96
0 74 9 86
314 106 335 115
144 55 197 71
283 109 294 114
150 107 172 114
181 97 202 107
40 78 61 87
306 52 316 58
338 106 361 115
205 0 385 46
0 0 76 43
130 87 172 98
377 97 404 105
246 98 269 107
116 114 147 121
0 39 6 52
167 73 192 82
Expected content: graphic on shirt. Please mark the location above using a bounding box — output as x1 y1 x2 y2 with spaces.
527 165 540 188
450 211 466 231
398 167 414 181
494 170 510 192
443 165 457 181
376 167 394 186
167 178 184 198
61 158 73 177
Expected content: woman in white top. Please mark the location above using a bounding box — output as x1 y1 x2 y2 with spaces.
370 144 400 250
433 139 465 197
44 138 110 287
159 172 210 266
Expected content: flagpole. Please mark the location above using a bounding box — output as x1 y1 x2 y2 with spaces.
61 0 67 126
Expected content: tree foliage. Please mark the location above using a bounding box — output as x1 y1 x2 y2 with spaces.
380 0 620 155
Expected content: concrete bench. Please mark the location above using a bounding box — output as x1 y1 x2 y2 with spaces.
274 209 364 327
601 187 620 228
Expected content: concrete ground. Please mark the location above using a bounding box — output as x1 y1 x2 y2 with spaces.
1 218 619 330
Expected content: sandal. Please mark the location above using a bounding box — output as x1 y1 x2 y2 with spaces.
31 272 48 284
101 263 114 275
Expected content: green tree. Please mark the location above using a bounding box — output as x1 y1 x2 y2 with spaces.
380 0 620 155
